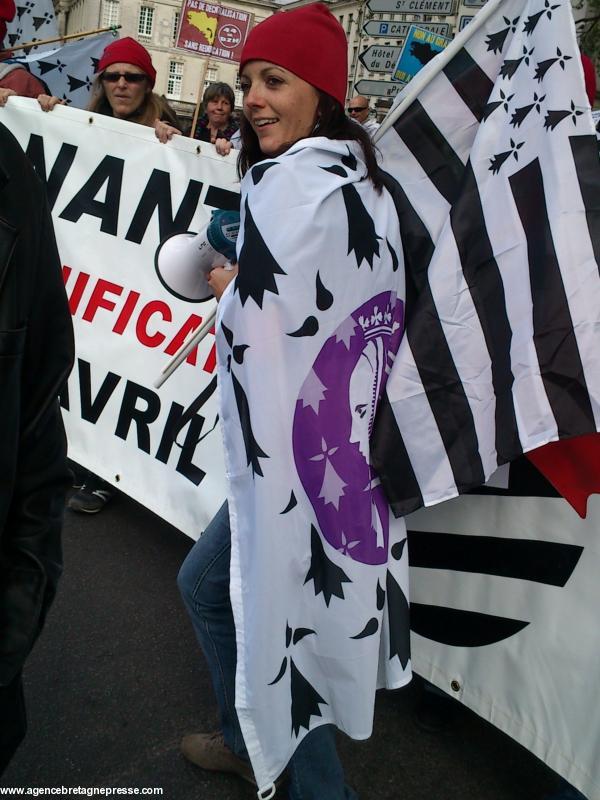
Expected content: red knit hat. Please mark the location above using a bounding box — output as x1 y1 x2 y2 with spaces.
97 37 156 87
0 0 16 48
240 3 347 107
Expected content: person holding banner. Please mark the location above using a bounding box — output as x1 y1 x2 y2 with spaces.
177 4 406 798
38 37 181 145
193 81 239 155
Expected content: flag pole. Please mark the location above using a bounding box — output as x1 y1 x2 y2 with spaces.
2 25 121 54
189 58 208 138
154 304 217 388
374 0 503 141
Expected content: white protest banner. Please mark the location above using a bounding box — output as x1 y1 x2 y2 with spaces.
1 97 236 535
407 492 600 799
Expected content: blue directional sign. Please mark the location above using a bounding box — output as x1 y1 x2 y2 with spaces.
392 24 452 83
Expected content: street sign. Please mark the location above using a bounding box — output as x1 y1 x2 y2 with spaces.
366 0 456 15
362 20 451 37
176 0 252 63
354 79 402 97
392 24 452 82
359 45 401 72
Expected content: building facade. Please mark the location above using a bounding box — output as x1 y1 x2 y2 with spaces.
56 0 595 126
58 0 275 124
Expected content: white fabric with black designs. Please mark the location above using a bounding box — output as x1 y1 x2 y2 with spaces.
5 0 57 50
217 137 409 791
372 0 600 516
12 32 115 108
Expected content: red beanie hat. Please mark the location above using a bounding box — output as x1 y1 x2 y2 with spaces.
240 3 347 107
97 37 156 87
0 0 16 48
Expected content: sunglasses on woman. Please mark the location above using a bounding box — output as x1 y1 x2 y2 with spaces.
102 72 147 84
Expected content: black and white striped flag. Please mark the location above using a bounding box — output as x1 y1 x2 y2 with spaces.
372 0 600 517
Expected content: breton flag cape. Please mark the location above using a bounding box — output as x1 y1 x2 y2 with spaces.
218 0 600 794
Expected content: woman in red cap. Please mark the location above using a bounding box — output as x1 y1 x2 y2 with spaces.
38 37 180 145
178 4 407 799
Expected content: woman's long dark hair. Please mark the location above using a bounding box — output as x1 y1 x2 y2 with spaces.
237 92 381 190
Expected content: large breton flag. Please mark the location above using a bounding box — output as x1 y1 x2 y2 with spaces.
5 0 57 50
14 31 116 108
372 0 600 517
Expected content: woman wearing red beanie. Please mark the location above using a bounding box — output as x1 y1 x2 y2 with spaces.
89 37 180 139
38 37 181 145
178 5 407 799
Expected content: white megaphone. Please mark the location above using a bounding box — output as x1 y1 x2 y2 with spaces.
154 209 240 302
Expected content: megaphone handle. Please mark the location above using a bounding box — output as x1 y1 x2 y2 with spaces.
154 305 217 389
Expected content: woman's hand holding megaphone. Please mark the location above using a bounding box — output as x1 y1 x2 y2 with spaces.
207 263 238 301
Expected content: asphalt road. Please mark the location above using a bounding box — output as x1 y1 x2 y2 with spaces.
1 489 560 799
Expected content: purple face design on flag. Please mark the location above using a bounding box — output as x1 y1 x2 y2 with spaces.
292 292 404 565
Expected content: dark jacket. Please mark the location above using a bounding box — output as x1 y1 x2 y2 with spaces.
193 113 238 142
0 122 74 687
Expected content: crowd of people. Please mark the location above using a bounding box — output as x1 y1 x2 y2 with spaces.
0 1 597 799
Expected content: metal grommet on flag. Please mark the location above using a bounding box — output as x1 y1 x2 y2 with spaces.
256 783 276 800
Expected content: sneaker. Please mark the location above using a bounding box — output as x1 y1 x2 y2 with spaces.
68 476 115 514
67 460 87 489
181 732 256 785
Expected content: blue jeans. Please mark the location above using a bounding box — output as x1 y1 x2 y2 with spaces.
178 502 358 800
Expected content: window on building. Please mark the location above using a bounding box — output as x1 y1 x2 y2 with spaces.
234 75 243 108
167 60 183 99
346 13 353 34
102 0 120 27
138 5 154 38
339 14 344 27
172 10 180 45
204 66 217 89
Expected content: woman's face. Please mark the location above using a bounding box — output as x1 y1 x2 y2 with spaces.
240 61 320 156
101 62 149 119
206 94 232 129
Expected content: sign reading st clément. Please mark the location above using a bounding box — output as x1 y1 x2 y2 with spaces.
354 78 402 97
366 0 456 14
362 20 451 37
